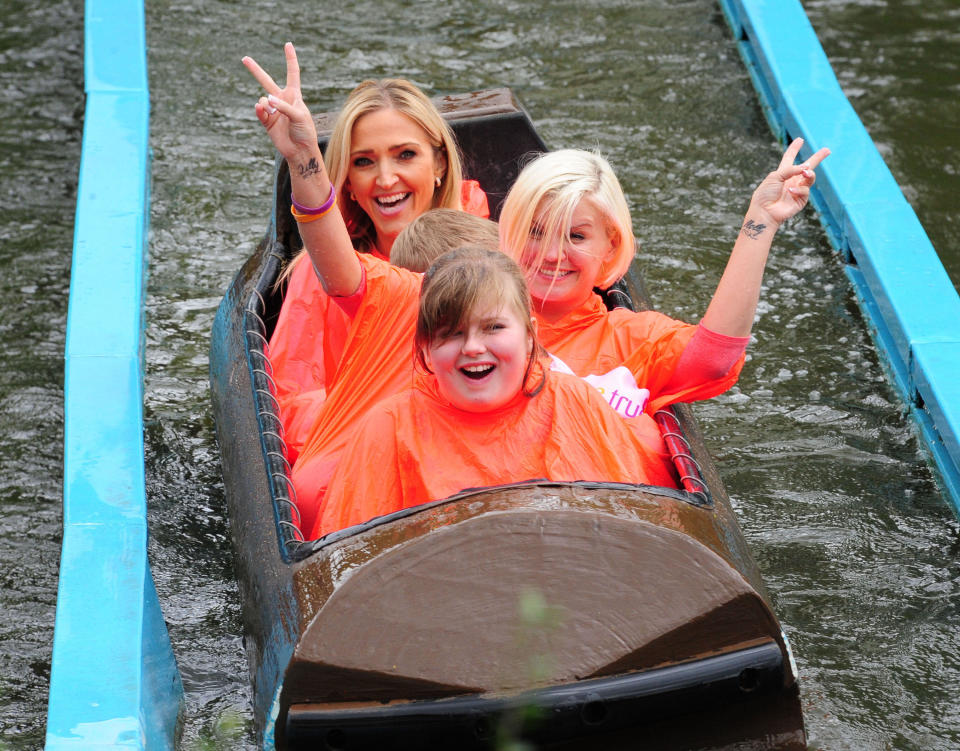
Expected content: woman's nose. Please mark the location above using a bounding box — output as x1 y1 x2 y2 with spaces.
375 162 398 189
542 240 564 264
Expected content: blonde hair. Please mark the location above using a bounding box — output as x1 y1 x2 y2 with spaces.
414 246 544 397
281 79 465 285
498 149 635 290
326 79 464 252
390 209 499 272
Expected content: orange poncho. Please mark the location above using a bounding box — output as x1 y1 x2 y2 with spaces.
534 293 744 413
315 366 667 538
291 276 745 534
290 254 422 533
267 181 489 459
535 293 745 470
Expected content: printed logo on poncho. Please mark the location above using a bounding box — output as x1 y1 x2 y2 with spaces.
549 355 649 419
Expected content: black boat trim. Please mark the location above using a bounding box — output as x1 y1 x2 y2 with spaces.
284 640 785 750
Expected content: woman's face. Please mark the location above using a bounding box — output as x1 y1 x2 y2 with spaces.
345 108 445 256
520 198 617 320
425 298 533 413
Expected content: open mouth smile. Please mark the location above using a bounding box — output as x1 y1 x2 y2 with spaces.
374 193 411 214
460 363 495 380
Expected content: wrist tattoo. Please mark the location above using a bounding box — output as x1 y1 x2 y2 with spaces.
297 157 321 179
741 219 767 239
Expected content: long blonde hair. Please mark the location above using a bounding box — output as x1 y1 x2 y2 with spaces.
498 149 635 290
326 78 464 252
282 79 465 284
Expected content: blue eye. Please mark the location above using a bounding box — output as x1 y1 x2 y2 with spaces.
399 149 417 160
352 156 372 168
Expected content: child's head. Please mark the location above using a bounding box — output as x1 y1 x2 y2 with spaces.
415 246 544 412
390 208 499 272
498 149 635 313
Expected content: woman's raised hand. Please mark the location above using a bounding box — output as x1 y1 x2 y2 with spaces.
700 138 832 337
750 138 831 227
242 43 319 161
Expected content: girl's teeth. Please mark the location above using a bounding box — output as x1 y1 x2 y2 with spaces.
462 364 494 379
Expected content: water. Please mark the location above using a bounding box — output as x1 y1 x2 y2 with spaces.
1 1 958 749
805 0 960 293
0 0 82 747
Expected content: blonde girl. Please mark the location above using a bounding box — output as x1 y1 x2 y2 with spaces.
497 141 830 412
243 44 487 453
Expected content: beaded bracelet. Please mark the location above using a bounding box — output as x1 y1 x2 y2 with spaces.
290 184 337 223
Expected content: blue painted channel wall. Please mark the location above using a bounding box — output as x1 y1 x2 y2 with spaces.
45 1 183 749
718 0 960 512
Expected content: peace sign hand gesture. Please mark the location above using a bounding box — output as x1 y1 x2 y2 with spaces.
751 138 831 227
242 42 319 162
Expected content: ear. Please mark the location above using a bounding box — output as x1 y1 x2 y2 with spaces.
434 147 448 182
421 345 435 373
527 317 537 353
596 227 621 285
603 227 621 263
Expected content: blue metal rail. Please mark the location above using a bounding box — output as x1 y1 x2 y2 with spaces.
718 0 960 511
45 1 183 748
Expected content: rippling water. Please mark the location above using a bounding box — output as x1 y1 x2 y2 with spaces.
806 0 960 293
0 0 82 747
1 1 958 749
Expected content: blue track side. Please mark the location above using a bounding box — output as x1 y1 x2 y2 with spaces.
45 1 184 749
717 0 960 512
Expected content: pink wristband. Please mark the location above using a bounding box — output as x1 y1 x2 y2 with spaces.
291 183 336 215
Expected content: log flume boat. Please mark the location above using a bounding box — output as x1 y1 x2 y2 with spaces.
210 88 807 750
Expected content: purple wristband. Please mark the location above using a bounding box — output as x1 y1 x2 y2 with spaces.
291 183 336 215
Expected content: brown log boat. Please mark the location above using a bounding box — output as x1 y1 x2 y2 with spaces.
209 88 806 750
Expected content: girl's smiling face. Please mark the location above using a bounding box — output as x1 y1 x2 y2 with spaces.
424 298 533 413
521 197 617 321
345 108 446 256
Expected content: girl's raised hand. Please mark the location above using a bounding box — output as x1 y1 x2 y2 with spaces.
751 138 830 226
242 42 319 160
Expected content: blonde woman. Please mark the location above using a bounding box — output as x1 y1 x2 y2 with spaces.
243 43 487 457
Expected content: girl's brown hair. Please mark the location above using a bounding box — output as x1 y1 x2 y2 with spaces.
415 246 545 397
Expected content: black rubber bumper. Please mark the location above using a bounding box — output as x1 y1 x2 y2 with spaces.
285 641 787 750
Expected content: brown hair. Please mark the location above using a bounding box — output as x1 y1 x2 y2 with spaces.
390 209 499 272
414 246 545 397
